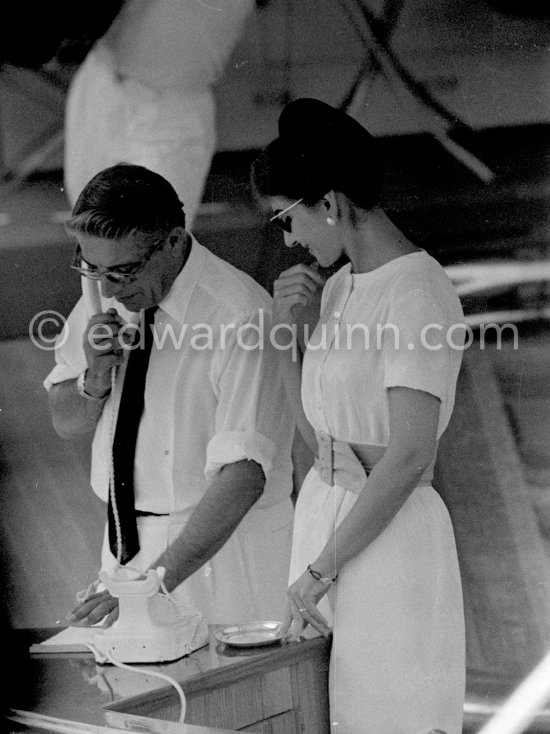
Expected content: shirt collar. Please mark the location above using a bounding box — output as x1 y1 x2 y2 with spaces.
157 235 207 324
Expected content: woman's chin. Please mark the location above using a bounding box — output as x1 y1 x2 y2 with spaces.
317 255 336 269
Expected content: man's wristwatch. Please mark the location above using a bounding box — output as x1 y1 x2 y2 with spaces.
77 369 110 402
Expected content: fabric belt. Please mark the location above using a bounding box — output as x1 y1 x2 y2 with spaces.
313 430 434 495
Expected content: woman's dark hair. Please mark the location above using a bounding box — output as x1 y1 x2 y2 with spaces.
65 162 186 247
251 98 382 212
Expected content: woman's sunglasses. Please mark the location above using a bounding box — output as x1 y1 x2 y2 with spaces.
269 198 303 233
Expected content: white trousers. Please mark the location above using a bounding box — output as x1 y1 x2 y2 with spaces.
289 470 466 734
101 498 293 626
64 44 216 227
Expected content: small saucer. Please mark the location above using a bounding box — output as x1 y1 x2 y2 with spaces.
214 621 284 648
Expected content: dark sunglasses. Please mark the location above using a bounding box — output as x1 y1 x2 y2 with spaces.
269 198 303 233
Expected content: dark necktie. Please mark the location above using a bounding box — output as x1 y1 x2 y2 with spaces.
108 307 156 564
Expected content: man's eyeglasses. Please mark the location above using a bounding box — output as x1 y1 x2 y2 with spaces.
269 198 303 233
70 242 162 284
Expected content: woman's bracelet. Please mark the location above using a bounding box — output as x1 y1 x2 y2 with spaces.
307 564 337 587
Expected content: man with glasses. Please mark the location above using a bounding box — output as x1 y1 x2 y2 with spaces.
44 163 295 627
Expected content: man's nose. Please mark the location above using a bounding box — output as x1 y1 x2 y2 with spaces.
100 277 124 299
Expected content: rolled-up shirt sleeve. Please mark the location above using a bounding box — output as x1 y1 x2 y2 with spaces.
43 296 88 391
204 308 283 484
205 430 276 484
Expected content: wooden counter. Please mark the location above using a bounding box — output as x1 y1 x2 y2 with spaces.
10 628 550 733
6 628 331 734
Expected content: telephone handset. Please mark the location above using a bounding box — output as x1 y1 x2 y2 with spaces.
82 275 140 325
82 275 103 315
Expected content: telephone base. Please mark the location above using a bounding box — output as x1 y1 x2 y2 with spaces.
90 567 208 664
92 613 208 664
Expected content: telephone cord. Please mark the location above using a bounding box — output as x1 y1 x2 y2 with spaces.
107 364 123 566
85 644 186 723
78 364 122 599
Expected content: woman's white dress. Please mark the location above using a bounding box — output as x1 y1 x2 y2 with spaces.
289 252 466 734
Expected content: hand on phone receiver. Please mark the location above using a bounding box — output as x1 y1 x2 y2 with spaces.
83 308 127 383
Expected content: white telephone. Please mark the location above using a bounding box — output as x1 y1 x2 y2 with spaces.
90 567 207 664
80 278 208 664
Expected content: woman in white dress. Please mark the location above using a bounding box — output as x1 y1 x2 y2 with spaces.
251 98 466 734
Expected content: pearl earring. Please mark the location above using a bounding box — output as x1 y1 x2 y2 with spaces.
326 216 336 226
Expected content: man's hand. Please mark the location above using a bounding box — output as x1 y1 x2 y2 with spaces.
65 589 119 628
48 308 129 437
82 308 128 395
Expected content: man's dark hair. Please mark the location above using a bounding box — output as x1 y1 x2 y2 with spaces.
66 163 186 247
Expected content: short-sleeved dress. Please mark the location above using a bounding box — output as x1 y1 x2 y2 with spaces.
289 252 466 734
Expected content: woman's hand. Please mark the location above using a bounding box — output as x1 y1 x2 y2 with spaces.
65 590 119 628
272 263 325 327
281 568 332 641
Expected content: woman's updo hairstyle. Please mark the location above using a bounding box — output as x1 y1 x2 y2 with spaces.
251 97 382 212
